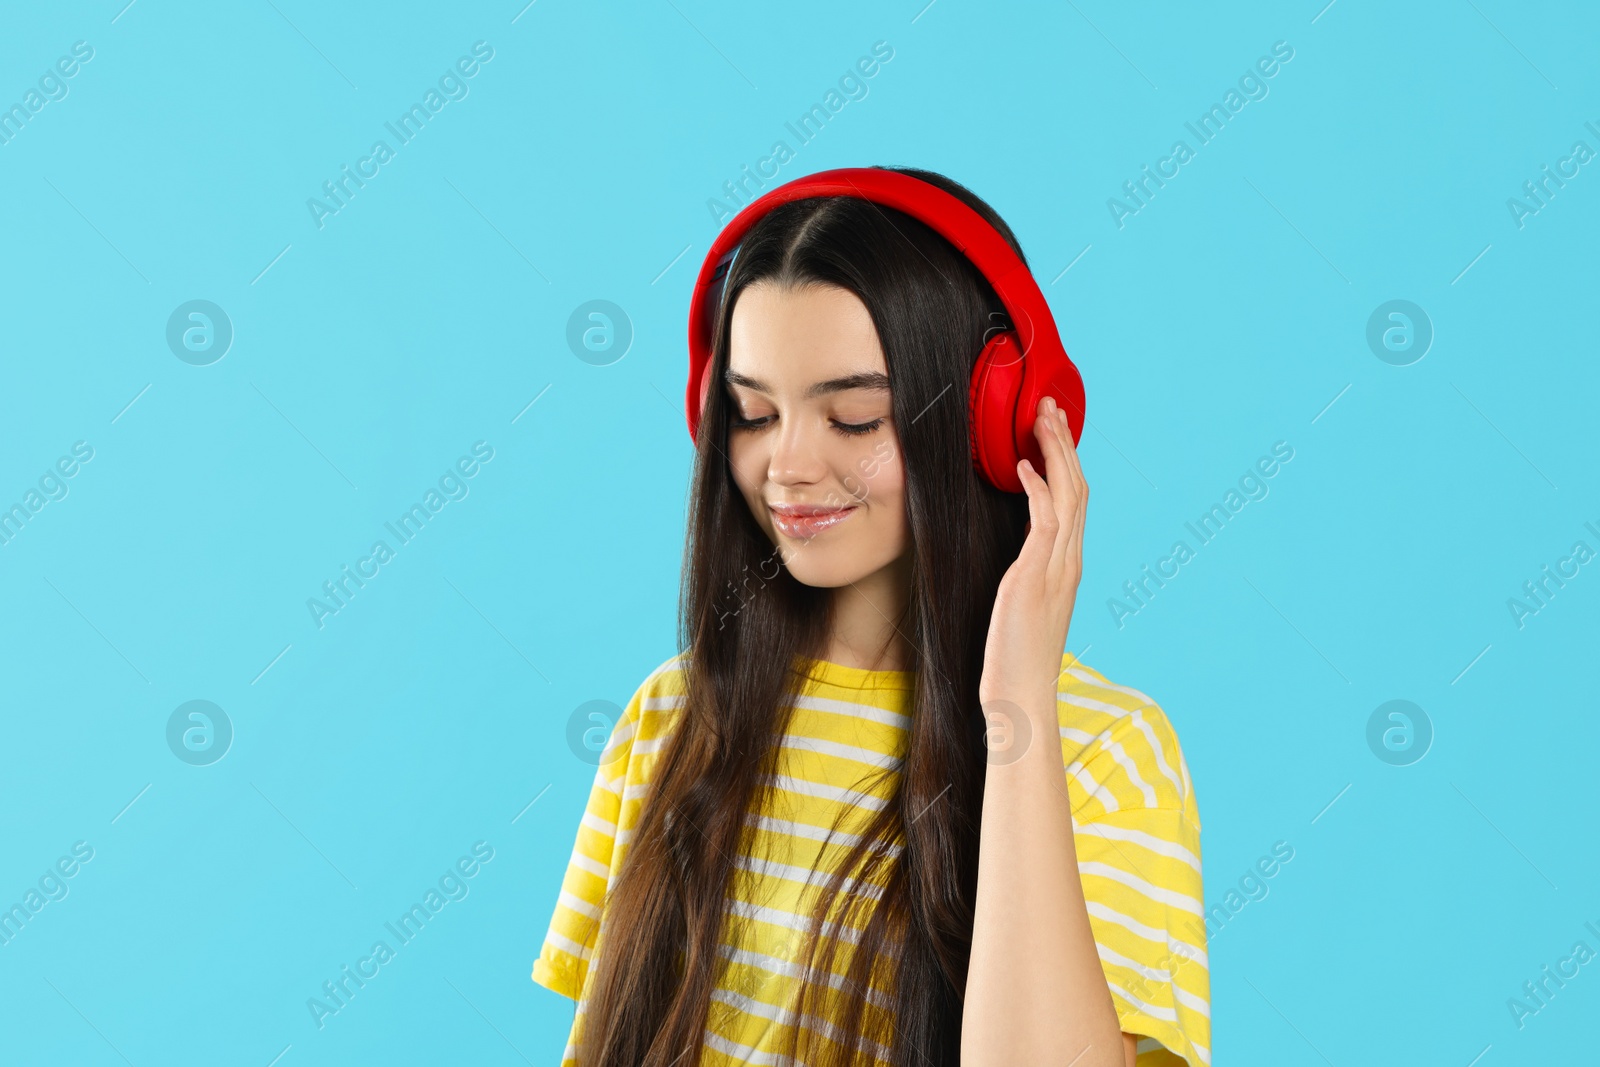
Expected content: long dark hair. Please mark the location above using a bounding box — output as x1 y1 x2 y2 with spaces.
577 166 1035 1066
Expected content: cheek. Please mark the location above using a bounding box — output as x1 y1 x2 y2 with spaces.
855 438 905 499
727 438 765 496
860 463 909 550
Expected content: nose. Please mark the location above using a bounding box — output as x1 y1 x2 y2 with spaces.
766 409 830 488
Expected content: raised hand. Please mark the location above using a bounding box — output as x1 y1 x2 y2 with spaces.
978 394 1088 711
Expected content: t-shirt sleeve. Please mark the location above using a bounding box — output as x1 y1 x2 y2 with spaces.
530 676 646 1001
1076 804 1209 1067
1057 668 1210 1067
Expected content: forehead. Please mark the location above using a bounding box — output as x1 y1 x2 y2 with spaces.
727 282 886 385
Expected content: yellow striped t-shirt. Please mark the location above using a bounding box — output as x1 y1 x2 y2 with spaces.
532 650 1209 1066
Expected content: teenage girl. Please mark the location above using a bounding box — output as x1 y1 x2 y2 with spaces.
534 166 1208 1067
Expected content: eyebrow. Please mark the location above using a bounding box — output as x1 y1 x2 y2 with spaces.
724 368 891 399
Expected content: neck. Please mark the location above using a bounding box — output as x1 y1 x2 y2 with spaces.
821 553 914 672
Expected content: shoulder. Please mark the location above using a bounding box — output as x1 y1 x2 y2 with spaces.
1055 652 1196 821
602 651 691 776
632 650 692 705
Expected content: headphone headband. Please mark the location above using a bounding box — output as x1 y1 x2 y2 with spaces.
684 167 1083 492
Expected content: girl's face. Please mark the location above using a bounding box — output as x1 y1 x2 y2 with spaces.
725 282 909 589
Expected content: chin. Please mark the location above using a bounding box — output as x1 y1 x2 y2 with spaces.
782 560 861 589
775 540 892 589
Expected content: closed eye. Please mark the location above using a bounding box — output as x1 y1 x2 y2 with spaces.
831 418 884 437
730 415 886 439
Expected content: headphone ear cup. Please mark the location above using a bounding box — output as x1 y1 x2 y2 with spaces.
968 331 1027 493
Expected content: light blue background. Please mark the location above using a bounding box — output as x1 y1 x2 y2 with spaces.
1 1 1596 1063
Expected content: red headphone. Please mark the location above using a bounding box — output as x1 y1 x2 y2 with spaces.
684 167 1084 494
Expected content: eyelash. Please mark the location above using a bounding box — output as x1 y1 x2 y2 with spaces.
731 415 885 438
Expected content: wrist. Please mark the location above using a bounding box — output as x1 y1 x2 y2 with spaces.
978 683 1058 719
978 689 1058 764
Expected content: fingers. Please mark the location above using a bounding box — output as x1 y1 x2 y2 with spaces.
1056 405 1088 564
1051 401 1086 538
1016 456 1057 569
1018 455 1051 527
1061 406 1088 541
1030 397 1083 574
1043 396 1085 502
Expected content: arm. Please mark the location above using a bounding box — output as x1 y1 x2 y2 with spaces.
962 395 1125 1066
962 683 1126 1066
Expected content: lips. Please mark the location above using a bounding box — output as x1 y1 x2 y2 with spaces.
769 503 858 539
